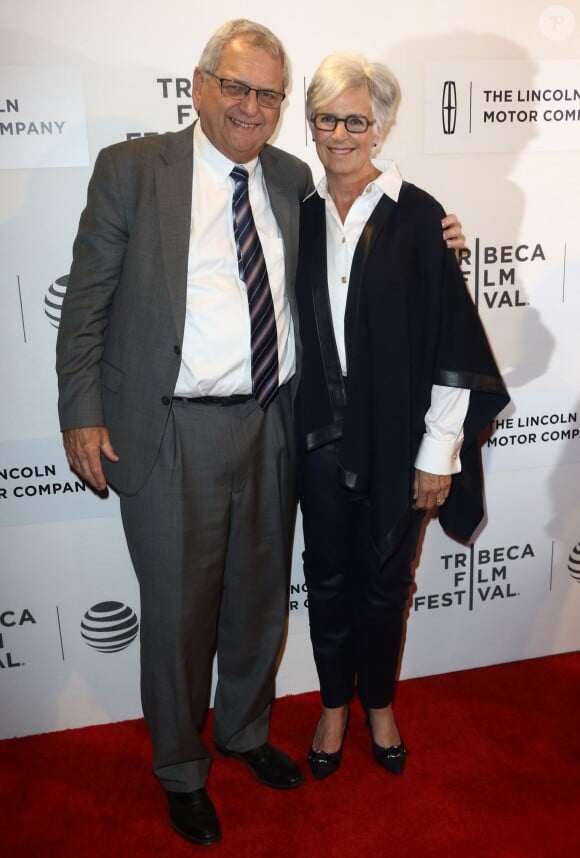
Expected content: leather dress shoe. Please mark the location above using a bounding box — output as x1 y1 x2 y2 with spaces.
307 707 349 780
167 787 221 846
215 742 304 789
371 738 408 775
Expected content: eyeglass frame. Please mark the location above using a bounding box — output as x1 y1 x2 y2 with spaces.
203 69 286 109
311 113 376 133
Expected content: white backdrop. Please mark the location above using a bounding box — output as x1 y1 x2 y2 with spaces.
1 1 579 738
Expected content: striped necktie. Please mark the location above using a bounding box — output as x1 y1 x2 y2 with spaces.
230 165 279 409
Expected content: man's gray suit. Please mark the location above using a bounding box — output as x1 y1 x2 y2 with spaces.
56 123 313 790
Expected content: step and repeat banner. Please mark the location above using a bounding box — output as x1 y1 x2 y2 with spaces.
1 2 579 737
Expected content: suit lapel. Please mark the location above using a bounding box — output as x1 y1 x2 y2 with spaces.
261 148 292 255
260 146 301 312
155 125 194 336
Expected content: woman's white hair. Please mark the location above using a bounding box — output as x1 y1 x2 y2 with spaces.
306 53 400 141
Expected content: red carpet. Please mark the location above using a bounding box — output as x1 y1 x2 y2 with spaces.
2 653 579 857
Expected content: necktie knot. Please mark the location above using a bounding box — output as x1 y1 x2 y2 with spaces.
231 164 249 186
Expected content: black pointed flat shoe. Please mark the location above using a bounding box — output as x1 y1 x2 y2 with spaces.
371 738 408 775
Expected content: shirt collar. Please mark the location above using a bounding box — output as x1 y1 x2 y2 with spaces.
315 157 403 203
193 121 259 185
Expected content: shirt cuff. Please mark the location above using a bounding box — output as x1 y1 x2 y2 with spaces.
414 385 470 474
414 434 463 475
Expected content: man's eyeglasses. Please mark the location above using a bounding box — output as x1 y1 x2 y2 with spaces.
203 69 285 109
312 114 376 133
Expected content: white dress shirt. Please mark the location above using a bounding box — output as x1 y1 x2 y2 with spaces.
174 123 295 396
317 159 469 475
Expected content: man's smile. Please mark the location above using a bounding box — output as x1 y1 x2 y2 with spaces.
229 116 261 129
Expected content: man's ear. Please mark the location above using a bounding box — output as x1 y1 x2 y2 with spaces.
192 67 204 112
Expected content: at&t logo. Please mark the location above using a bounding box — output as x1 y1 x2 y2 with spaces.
81 602 139 653
568 542 580 582
44 275 68 328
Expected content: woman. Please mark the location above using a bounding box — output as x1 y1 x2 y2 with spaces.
295 54 509 779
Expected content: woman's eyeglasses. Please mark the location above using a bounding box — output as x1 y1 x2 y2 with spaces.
312 114 375 133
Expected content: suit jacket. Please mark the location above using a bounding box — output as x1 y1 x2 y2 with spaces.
295 185 510 566
56 123 313 495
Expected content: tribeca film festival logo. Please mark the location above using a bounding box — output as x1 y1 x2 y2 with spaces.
413 543 535 613
44 275 68 328
0 609 35 670
80 602 139 653
458 241 548 310
126 77 192 139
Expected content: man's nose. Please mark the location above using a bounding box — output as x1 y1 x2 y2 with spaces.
239 89 260 113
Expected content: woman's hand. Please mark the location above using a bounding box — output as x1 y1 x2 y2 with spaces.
413 469 451 510
442 213 465 250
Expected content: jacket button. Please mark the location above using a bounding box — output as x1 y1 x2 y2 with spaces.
161 396 171 406
174 345 181 355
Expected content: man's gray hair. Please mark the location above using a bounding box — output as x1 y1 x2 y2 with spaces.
199 19 290 90
306 53 400 141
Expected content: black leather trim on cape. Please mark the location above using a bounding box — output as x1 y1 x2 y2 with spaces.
303 202 347 450
295 184 510 567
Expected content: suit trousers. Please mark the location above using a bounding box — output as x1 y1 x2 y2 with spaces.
120 384 296 792
299 440 424 710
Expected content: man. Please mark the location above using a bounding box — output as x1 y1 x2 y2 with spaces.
57 18 463 847
57 19 311 846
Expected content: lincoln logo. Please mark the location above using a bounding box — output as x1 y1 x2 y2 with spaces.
442 81 457 135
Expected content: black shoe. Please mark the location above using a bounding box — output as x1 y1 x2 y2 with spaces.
307 745 342 780
307 707 349 780
371 738 408 775
167 788 222 846
215 742 304 789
